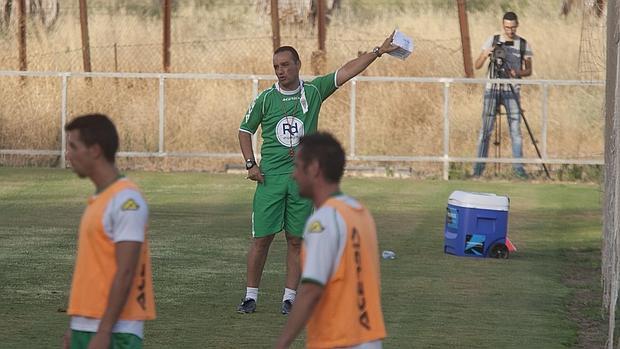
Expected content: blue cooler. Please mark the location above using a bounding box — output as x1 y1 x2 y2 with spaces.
444 191 510 258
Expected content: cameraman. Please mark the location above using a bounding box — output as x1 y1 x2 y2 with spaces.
472 11 533 179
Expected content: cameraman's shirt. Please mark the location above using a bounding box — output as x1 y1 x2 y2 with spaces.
482 34 533 91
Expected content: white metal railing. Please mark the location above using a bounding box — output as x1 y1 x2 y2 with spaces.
0 71 605 180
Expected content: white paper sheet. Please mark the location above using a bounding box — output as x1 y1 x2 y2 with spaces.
388 30 414 60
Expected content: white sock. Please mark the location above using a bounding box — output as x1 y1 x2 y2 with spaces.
246 287 258 302
283 288 297 302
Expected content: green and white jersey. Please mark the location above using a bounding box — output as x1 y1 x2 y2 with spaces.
240 71 339 175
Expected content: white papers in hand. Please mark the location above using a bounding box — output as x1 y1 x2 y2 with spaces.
388 30 414 60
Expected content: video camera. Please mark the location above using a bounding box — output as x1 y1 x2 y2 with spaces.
490 41 513 78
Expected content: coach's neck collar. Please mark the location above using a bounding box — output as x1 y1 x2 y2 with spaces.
275 81 308 114
275 81 302 95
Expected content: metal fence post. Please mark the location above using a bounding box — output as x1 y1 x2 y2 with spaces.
542 83 549 159
443 82 450 180
60 73 68 168
158 75 165 154
349 79 357 158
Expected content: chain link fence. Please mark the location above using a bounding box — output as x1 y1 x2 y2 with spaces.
0 1 603 78
0 1 469 77
0 1 606 179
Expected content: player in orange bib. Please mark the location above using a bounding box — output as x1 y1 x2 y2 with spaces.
62 114 155 349
276 132 386 349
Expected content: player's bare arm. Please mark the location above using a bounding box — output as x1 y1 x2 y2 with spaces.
275 282 324 349
475 48 493 70
238 131 263 183
335 32 399 86
520 57 532 77
88 241 142 349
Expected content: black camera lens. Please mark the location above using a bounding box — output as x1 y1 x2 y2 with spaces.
493 46 506 60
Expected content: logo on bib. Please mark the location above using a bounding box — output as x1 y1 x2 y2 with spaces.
276 116 304 147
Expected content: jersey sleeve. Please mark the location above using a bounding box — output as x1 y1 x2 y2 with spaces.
308 71 338 102
481 35 494 51
301 207 347 286
103 188 149 243
524 40 533 58
239 92 266 134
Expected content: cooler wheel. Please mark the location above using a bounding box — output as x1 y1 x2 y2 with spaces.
488 243 509 259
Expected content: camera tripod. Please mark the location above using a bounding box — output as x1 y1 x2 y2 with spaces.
480 59 550 179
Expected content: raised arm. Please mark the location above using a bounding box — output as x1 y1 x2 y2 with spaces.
335 32 399 86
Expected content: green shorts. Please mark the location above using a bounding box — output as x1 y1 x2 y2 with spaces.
252 173 312 238
70 330 142 349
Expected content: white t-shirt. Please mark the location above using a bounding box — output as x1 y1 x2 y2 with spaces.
301 195 352 285
482 34 533 91
481 34 533 75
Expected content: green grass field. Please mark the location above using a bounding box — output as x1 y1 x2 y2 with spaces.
0 168 606 348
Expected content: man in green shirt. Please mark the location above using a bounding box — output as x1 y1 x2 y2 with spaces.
238 33 398 314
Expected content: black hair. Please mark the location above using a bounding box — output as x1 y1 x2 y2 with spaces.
274 46 300 63
298 132 346 183
503 11 518 22
65 113 119 163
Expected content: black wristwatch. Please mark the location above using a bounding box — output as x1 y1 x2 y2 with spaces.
372 46 382 57
245 159 256 170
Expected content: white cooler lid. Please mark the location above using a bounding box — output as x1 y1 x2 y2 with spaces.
448 190 509 211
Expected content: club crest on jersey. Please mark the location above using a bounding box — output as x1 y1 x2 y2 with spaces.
121 198 140 211
308 220 325 233
276 116 304 148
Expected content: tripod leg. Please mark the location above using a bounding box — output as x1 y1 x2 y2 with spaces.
494 93 503 175
507 84 551 179
474 89 498 176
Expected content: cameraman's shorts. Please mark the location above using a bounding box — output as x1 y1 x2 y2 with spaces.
252 173 312 238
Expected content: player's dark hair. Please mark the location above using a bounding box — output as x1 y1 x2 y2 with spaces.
274 46 300 63
503 11 518 22
65 113 119 163
298 132 346 183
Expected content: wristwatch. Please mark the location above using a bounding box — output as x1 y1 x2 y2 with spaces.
372 46 382 58
245 159 256 170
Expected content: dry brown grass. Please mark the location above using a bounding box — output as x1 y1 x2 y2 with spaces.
0 4 605 175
